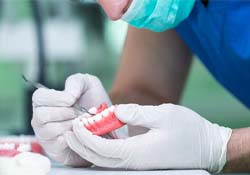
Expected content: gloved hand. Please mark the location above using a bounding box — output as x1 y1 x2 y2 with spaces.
32 73 127 166
65 103 232 173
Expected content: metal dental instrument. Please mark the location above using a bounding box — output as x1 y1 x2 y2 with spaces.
22 75 94 115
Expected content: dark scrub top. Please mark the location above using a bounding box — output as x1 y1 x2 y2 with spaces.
176 0 250 108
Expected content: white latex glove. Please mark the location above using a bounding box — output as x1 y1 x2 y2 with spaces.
65 103 232 173
32 73 127 166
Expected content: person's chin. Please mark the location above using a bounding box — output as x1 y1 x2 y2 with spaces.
97 0 133 20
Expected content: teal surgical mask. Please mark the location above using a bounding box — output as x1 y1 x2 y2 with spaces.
122 0 195 32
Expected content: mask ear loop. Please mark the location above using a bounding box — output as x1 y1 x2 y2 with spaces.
201 0 209 7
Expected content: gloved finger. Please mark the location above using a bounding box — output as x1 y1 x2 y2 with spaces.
115 104 160 128
39 135 68 161
65 131 122 168
32 88 76 107
72 119 125 159
39 136 91 167
64 73 112 108
32 107 77 126
64 148 92 167
64 73 100 100
33 120 73 140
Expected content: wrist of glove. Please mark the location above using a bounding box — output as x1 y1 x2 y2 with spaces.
32 73 128 166
65 103 232 173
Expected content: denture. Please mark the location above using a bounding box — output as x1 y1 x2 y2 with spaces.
0 136 43 157
78 103 125 136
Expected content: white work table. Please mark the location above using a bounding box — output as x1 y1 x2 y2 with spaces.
50 165 249 175
50 165 210 175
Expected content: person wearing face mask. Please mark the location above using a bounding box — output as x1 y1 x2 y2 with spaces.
31 0 250 173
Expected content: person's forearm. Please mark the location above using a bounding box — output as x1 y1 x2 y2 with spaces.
223 128 250 172
109 27 192 136
110 28 192 105
109 88 164 105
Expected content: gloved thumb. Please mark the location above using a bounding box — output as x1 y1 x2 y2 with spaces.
115 104 159 129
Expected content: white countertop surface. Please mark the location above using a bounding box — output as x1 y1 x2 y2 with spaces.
50 165 250 175
50 165 210 175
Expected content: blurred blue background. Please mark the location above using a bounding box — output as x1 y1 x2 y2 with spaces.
0 0 249 135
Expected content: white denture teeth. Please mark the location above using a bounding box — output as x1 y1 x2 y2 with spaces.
88 107 97 114
0 143 15 150
17 143 31 152
78 113 91 119
101 109 109 117
79 120 84 126
108 106 115 112
87 117 95 124
81 118 89 125
78 115 83 120
78 115 84 120
93 114 102 121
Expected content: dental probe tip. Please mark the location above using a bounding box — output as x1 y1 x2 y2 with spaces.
22 74 47 89
22 74 29 83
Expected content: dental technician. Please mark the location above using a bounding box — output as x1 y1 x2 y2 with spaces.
31 0 250 173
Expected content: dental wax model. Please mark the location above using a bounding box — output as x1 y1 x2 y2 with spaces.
0 136 43 157
78 103 125 136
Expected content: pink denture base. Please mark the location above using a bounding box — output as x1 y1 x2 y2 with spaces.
81 103 125 136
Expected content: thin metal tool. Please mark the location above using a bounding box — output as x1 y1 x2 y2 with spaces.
22 75 47 89
22 74 94 115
